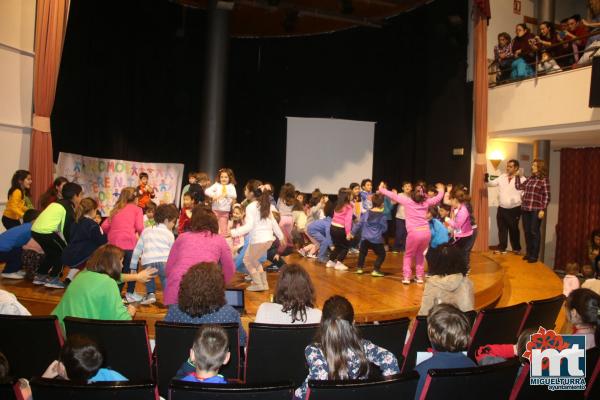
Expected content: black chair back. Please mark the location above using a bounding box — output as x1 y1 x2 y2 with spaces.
421 358 521 400
307 371 419 400
401 316 430 373
518 295 565 334
63 317 151 380
0 381 17 400
356 318 410 362
467 303 527 359
169 380 294 400
586 349 600 400
154 321 240 398
29 377 157 400
0 315 63 378
245 322 318 387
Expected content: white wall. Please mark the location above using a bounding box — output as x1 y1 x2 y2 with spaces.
488 66 600 135
0 0 36 230
487 0 535 60
555 0 588 22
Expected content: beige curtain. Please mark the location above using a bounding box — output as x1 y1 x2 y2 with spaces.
29 0 70 206
470 5 490 252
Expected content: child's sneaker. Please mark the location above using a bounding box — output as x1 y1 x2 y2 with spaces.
334 261 349 271
141 293 157 305
355 268 364 274
17 270 27 276
298 249 308 257
1 272 24 279
371 270 385 277
415 277 424 284
307 253 317 259
401 278 411 285
244 274 252 282
33 274 48 285
125 292 143 303
348 248 359 255
44 277 65 289
325 260 336 268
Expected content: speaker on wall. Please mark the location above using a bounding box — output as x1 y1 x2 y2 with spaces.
589 56 600 107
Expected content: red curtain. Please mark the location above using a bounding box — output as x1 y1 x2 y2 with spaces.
554 148 600 269
29 0 70 206
470 6 489 251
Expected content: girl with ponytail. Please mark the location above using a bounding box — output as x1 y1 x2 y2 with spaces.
294 295 399 399
230 180 285 292
566 288 600 349
62 198 108 283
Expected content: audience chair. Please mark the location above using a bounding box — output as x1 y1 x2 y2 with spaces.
0 380 18 400
28 377 157 400
245 322 318 387
401 316 430 373
356 317 410 362
517 294 565 334
169 380 294 400
420 358 521 400
63 317 151 381
154 321 241 398
585 349 600 400
467 303 527 360
307 371 419 400
0 315 63 379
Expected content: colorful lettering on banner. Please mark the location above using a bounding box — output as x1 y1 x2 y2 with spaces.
57 152 184 216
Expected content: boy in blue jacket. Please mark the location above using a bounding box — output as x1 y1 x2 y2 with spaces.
0 209 40 279
351 194 388 277
426 206 450 269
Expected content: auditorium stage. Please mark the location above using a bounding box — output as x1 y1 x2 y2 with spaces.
0 252 563 336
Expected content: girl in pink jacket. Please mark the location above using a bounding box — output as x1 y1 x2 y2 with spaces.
101 187 144 301
379 182 445 284
447 189 474 270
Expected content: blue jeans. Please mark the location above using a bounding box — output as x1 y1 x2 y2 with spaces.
393 218 407 251
0 248 22 273
144 262 166 294
522 211 542 261
119 250 136 294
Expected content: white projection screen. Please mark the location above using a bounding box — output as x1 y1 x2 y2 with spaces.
285 117 375 194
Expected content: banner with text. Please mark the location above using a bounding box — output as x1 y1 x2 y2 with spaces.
57 152 184 216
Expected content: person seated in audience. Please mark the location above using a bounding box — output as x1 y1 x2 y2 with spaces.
537 50 561 74
294 295 400 400
255 264 322 324
164 262 246 345
52 244 136 333
414 304 476 398
418 244 473 316
511 24 536 78
475 327 536 366
493 32 514 82
42 335 127 382
0 209 40 279
580 16 600 64
177 325 230 384
564 14 589 62
582 264 600 295
563 262 581 297
588 229 600 277
0 289 30 315
566 288 600 349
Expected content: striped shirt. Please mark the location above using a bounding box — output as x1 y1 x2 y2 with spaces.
129 223 175 269
515 175 550 211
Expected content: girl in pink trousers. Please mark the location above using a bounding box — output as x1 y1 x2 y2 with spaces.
378 182 445 284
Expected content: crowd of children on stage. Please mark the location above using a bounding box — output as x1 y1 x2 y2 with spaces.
0 167 482 299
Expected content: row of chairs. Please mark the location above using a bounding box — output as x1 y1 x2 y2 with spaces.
5 355 599 399
0 294 565 398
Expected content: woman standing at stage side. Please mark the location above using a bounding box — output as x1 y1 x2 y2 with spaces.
515 159 550 263
378 181 445 284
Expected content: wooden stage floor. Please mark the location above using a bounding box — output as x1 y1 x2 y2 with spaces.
1 251 563 336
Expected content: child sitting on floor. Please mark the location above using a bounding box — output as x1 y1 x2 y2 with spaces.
582 264 600 295
178 325 230 384
563 262 581 297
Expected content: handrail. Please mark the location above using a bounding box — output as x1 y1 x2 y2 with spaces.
488 28 600 86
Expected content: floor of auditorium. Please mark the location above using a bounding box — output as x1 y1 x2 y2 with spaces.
0 251 564 336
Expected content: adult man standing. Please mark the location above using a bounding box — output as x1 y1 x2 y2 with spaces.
486 159 525 254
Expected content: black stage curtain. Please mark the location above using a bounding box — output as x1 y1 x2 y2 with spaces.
53 0 472 193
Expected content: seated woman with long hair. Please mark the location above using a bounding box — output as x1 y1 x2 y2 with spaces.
255 264 322 324
294 295 399 399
